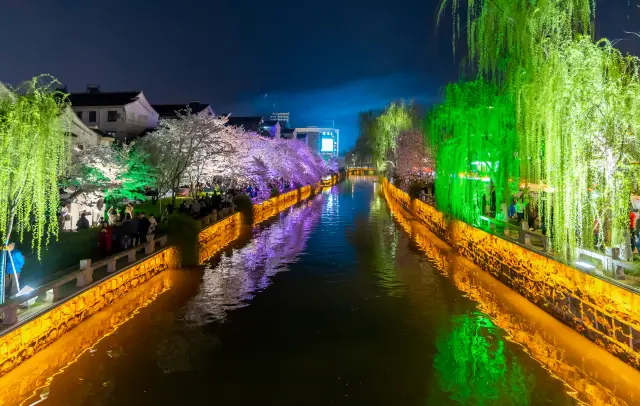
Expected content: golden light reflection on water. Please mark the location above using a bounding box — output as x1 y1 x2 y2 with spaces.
382 186 640 406
0 270 176 406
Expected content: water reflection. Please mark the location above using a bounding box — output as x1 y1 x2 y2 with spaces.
184 196 324 326
382 184 640 406
434 313 530 405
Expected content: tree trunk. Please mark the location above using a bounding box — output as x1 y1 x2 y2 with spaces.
1 207 16 304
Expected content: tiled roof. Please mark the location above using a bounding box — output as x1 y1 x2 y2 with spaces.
68 91 141 107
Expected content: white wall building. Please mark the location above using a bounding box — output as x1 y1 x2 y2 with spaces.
69 86 159 142
294 127 340 160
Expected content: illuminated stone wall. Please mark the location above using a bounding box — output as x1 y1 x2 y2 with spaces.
0 247 178 378
0 183 322 383
198 213 241 264
384 193 637 405
253 185 313 225
0 270 175 405
382 178 640 371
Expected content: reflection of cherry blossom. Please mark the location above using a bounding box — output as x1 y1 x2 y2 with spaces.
183 196 324 325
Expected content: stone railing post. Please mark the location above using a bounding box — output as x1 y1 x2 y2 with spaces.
127 249 136 263
145 238 155 255
107 258 117 273
76 259 93 287
1 304 18 325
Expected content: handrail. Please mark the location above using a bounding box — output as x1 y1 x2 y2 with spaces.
0 234 168 326
478 215 548 252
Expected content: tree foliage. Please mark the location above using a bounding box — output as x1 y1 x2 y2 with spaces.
437 0 640 259
428 80 519 224
0 76 71 252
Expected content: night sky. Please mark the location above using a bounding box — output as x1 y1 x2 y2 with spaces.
0 0 638 151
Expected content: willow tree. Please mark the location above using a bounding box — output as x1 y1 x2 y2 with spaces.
0 76 71 301
440 0 640 260
376 101 414 172
427 80 519 224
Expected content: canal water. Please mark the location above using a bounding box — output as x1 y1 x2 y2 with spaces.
8 178 640 405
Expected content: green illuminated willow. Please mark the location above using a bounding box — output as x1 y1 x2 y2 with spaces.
375 101 414 171
428 80 519 224
434 313 529 405
0 76 71 299
437 0 640 259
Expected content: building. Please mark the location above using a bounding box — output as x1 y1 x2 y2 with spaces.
281 128 297 140
294 127 339 160
69 85 159 142
226 116 281 138
152 102 215 119
270 112 290 128
66 106 114 148
262 120 281 139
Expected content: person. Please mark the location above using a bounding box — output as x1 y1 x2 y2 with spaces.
148 215 158 236
76 213 90 230
516 197 525 222
108 207 118 225
4 242 24 297
130 213 141 246
98 221 113 258
508 197 516 219
125 203 134 220
191 199 201 216
138 212 151 243
490 188 496 215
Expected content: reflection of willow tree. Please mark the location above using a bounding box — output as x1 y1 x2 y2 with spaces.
348 188 402 295
434 313 530 405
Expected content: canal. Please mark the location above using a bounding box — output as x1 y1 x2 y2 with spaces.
4 177 640 405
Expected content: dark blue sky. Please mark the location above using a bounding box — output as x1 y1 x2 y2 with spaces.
0 0 638 151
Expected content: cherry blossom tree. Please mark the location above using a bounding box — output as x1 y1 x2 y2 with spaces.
394 129 433 179
140 110 229 205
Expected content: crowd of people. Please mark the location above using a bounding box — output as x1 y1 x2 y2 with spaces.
55 177 302 263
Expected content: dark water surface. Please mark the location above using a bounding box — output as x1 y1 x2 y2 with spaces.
15 178 584 405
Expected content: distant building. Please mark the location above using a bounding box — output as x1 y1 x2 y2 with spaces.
152 102 215 119
262 120 281 139
69 85 159 142
294 127 339 160
226 116 281 138
270 112 290 128
281 128 297 140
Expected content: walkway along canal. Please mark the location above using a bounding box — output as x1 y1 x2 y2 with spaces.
1 178 639 405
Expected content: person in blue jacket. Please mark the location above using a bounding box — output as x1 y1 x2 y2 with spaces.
5 242 24 297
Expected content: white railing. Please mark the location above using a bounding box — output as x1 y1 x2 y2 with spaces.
0 235 168 326
478 215 548 253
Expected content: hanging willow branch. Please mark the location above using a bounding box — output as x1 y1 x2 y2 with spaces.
437 0 640 260
427 80 519 224
0 75 71 258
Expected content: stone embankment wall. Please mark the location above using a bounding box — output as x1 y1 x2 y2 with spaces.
382 178 640 370
0 183 320 380
0 247 179 377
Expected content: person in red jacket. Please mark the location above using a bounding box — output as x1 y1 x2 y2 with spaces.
98 221 113 258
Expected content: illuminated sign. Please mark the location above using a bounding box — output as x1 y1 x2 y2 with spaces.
321 137 334 152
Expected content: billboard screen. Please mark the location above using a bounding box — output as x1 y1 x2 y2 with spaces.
321 137 334 152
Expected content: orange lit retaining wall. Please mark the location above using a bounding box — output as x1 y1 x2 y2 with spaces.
383 195 639 406
0 270 175 405
198 213 241 264
382 178 640 370
0 247 179 378
253 185 313 225
0 184 323 382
